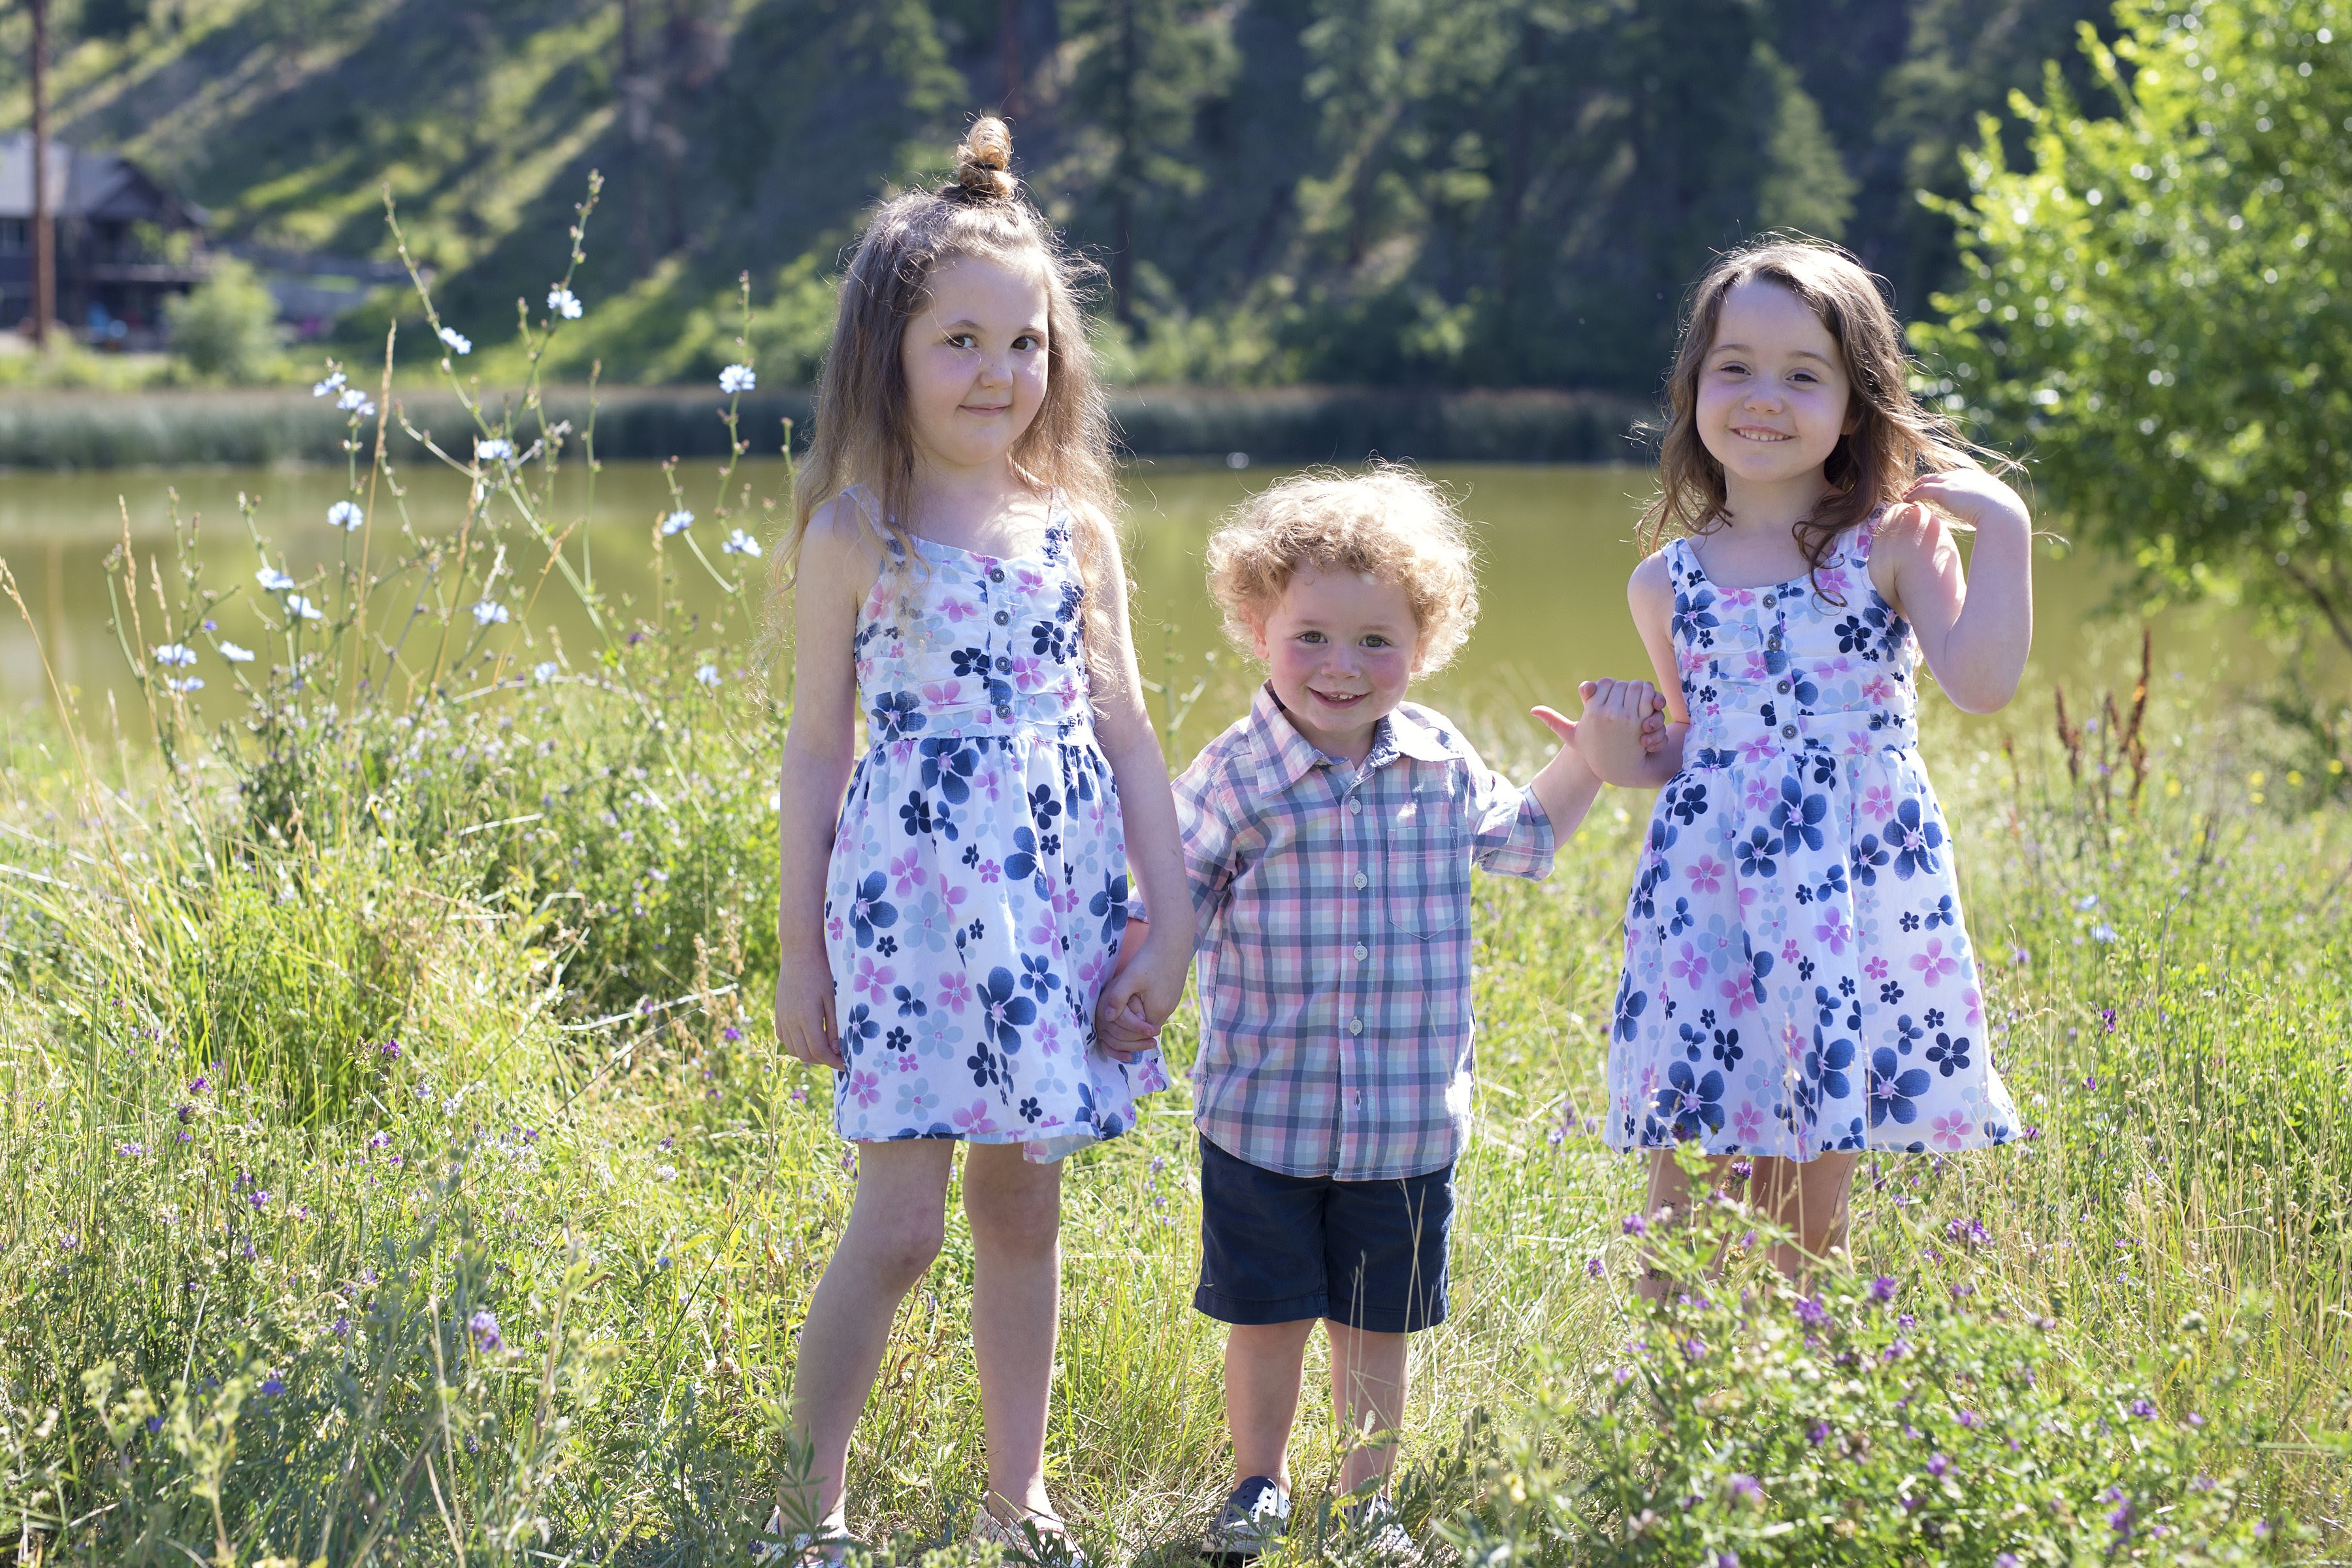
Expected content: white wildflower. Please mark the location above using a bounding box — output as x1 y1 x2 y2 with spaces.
438 325 472 355
2090 923 2118 944
654 1164 678 1182
326 500 365 531
546 287 582 319
152 643 197 668
694 664 721 687
255 567 296 593
218 642 255 663
721 528 762 557
336 388 376 416
284 595 323 621
476 437 515 463
659 509 694 536
532 661 559 684
472 599 511 627
718 363 756 395
312 370 346 397
163 676 204 694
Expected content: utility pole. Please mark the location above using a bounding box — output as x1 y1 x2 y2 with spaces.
998 0 1023 116
30 0 54 348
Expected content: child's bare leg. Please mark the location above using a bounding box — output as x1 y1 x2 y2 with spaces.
1750 1153 1857 1284
1226 1320 1318 1489
1326 1322 1409 1497
963 1142 1068 1527
785 1141 956 1530
1636 1148 1736 1300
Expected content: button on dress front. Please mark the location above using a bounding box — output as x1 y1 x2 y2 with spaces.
822 493 1166 1162
1606 516 2020 1159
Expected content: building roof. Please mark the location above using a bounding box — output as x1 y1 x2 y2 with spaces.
0 133 208 227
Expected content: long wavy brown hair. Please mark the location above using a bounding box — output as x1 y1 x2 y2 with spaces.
771 116 1122 693
1641 236 1993 592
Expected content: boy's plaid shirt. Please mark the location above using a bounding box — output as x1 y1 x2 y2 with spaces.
1143 683 1554 1181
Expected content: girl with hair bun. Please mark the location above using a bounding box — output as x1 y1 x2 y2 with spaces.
762 116 1190 1559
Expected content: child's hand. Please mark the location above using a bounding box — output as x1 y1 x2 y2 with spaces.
1903 467 2029 535
1095 921 1189 1062
775 946 843 1070
1532 679 1665 755
1564 678 1666 782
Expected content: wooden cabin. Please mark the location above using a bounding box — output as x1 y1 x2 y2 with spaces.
0 132 210 348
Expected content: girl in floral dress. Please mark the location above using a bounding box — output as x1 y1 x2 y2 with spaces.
1575 238 2031 1292
764 118 1192 1553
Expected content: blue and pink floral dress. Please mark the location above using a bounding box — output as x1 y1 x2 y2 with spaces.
822 489 1166 1162
1606 514 2019 1160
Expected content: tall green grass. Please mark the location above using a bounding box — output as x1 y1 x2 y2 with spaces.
0 179 2342 1563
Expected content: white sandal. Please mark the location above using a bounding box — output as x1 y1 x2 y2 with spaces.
972 1507 1090 1568
751 1509 852 1565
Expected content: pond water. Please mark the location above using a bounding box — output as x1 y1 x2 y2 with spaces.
0 457 2268 764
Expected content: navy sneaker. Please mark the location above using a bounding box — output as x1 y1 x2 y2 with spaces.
1203 1475 1291 1561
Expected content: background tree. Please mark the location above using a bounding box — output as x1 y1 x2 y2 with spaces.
1915 0 2352 720
163 255 285 383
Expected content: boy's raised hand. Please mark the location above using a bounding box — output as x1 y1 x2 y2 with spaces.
1537 678 1667 787
1531 679 1666 755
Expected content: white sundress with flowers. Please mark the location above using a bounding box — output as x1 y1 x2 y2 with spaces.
822 487 1168 1162
1605 512 2020 1160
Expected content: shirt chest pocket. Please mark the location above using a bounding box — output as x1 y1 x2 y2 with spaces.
1384 793 1470 940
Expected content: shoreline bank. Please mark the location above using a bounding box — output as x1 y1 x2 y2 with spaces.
0 384 1651 470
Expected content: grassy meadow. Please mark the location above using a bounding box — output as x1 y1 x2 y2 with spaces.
0 230 2343 1561
0 522 2344 1562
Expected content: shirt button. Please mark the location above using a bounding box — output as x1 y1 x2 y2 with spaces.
1782 723 1798 740
996 656 1012 672
1347 1018 1364 1036
1776 679 1791 693
1762 593 1776 607
988 566 1005 583
996 704 1013 721
992 610 1010 625
1353 871 1369 890
1354 943 1368 961
1347 796 1362 814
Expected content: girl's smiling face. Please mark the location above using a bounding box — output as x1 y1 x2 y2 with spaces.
900 253 1051 477
1693 279 1855 489
1252 565 1424 764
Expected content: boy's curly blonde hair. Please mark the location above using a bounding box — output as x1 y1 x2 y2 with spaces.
1205 464 1481 674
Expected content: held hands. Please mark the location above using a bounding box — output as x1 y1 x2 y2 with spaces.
774 946 843 1070
1096 921 1188 1062
1532 678 1665 783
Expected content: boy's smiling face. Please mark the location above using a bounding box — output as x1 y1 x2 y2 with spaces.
1252 564 1424 764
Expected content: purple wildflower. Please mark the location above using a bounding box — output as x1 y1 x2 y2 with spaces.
1622 1212 1650 1237
1956 1409 1981 1428
1807 1420 1830 1445
1870 1275 1898 1302
2129 1397 2157 1418
1926 1453 1949 1478
1794 1297 1828 1328
722 1026 742 1042
1727 1475 1763 1504
468 1309 503 1353
1587 1257 1604 1279
248 1189 270 1209
1881 1339 1909 1364
259 1375 285 1397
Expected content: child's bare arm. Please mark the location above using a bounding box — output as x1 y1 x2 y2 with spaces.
1577 556 1689 788
1876 472 2034 713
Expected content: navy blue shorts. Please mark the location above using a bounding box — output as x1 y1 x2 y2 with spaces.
1193 1135 1454 1333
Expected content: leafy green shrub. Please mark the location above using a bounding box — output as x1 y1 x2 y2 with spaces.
163 257 287 385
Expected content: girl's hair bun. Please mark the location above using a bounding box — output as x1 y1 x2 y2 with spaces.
953 116 1017 201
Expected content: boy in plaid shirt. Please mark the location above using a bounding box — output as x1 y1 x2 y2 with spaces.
1110 467 1643 1558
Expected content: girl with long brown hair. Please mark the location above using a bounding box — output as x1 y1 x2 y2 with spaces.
1572 236 2034 1292
764 117 1191 1559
